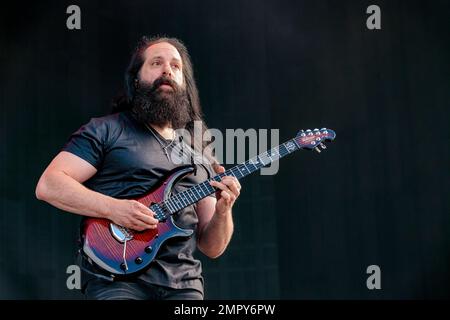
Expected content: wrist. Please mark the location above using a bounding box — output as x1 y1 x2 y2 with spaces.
99 196 118 219
215 208 231 219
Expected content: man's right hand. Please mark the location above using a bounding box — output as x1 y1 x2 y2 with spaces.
108 199 159 231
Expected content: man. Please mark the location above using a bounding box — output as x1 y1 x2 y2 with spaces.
35 36 241 300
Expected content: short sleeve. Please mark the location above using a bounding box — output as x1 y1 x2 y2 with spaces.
62 117 109 169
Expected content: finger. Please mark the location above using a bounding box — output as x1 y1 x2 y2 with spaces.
214 183 236 203
136 203 159 223
210 181 230 200
132 205 158 225
210 180 231 193
213 164 225 174
136 202 154 215
219 175 241 190
235 179 241 190
220 177 240 196
221 176 240 190
131 225 144 232
220 190 232 203
136 212 159 226
130 221 148 232
135 222 155 231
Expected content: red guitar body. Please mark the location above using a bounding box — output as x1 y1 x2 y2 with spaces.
81 165 195 276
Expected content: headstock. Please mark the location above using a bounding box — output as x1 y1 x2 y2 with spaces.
295 128 336 153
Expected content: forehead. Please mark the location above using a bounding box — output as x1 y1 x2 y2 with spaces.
143 42 182 62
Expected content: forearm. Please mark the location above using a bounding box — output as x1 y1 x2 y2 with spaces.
36 170 114 218
198 209 234 258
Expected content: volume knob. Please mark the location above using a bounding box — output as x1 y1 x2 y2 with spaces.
145 246 153 254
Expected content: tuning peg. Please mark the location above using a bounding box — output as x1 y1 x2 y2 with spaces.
321 127 327 130
320 143 327 149
314 147 321 153
306 129 313 136
314 128 320 135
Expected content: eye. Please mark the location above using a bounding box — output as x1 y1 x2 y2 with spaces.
172 64 180 70
151 61 161 66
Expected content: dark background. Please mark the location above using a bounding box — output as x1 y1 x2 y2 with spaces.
1 0 449 299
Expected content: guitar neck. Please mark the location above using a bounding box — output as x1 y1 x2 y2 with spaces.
159 138 302 215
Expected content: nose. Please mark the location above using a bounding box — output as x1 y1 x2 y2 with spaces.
162 62 173 78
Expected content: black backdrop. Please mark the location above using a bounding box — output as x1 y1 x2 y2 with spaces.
1 0 449 299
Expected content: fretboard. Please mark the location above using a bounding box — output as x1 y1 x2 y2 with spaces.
152 137 301 219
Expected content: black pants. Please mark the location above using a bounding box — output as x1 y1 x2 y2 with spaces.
84 278 204 300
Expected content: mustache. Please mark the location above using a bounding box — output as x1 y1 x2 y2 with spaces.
150 76 179 91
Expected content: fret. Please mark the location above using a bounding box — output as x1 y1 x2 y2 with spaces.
228 169 237 179
192 190 199 203
248 158 258 169
177 196 184 208
229 168 238 179
272 148 280 158
174 195 183 208
247 160 258 172
258 154 268 166
235 165 244 178
169 199 177 211
188 189 198 203
173 197 181 210
165 200 174 213
197 183 204 196
199 182 207 195
204 182 215 194
279 144 288 155
192 185 202 200
178 196 184 208
184 190 193 203
241 164 250 177
200 182 209 196
273 147 282 160
180 192 190 205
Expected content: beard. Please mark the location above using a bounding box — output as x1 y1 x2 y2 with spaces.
131 76 191 129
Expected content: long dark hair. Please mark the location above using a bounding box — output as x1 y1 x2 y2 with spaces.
112 36 216 164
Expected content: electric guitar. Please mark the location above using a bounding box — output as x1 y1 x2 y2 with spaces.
81 128 336 276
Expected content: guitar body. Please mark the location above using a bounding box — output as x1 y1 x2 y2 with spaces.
81 165 196 277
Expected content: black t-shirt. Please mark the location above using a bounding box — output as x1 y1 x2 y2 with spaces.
62 110 216 294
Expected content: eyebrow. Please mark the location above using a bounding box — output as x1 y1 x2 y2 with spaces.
150 56 182 64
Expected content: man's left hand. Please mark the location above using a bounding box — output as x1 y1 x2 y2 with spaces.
209 165 241 216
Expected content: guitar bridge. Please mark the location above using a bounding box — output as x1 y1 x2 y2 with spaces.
110 223 134 243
